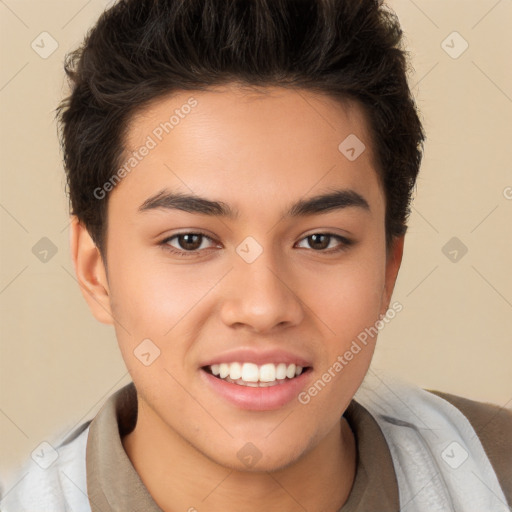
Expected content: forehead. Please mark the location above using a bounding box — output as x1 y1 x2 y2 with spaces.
111 84 383 215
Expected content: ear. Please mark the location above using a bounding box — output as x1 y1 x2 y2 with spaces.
381 235 405 315
69 216 114 325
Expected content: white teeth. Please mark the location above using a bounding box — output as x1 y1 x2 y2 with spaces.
241 363 259 382
229 362 242 380
207 362 306 384
276 363 287 380
259 363 276 382
219 363 229 379
286 363 296 379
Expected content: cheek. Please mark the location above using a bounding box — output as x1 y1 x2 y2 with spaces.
303 253 387 342
106 245 228 378
107 241 215 329
298 246 386 413
296 265 385 430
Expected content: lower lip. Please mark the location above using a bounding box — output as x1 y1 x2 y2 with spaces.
200 368 311 411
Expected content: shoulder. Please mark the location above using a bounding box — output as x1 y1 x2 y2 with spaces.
0 422 91 512
355 372 511 509
428 389 512 505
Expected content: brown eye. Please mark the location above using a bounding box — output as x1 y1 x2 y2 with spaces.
162 232 217 254
176 233 203 251
295 233 352 253
307 234 331 250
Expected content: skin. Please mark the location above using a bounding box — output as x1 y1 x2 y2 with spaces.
70 84 404 512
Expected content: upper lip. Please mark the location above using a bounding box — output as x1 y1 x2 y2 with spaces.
200 348 313 368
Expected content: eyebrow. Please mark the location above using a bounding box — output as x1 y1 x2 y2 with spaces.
138 188 370 218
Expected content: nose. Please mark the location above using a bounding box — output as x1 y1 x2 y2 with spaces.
219 248 305 333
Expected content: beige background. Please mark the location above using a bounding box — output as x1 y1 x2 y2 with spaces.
1 0 511 481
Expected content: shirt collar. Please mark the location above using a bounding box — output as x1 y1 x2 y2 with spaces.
85 382 398 511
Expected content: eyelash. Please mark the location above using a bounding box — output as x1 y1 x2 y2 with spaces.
159 231 353 257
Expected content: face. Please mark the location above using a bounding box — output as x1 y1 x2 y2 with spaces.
73 84 402 472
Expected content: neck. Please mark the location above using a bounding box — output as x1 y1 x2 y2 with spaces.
122 401 356 512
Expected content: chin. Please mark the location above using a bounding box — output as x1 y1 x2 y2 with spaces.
200 436 313 474
223 452 303 474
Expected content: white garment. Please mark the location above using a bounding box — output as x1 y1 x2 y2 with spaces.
0 424 91 512
355 370 509 512
0 373 508 511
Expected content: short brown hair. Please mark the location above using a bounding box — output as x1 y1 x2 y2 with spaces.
57 0 425 257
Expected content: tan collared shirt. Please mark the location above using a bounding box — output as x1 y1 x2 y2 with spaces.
83 382 512 511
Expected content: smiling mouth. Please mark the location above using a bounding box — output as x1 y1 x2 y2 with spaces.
202 362 312 388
